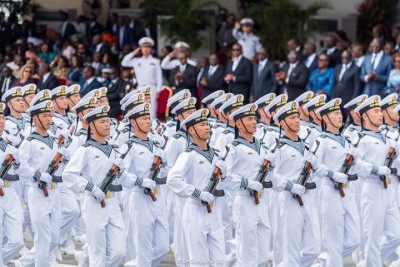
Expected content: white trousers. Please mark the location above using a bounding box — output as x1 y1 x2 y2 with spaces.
233 192 271 267
278 191 321 267
59 185 80 245
84 195 125 267
0 186 24 265
182 199 225 267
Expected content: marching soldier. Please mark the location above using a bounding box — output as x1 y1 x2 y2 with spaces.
254 92 275 140
263 94 287 148
303 95 327 147
225 103 272 267
21 83 36 113
201 90 225 128
306 98 360 266
17 100 69 267
294 91 314 142
2 86 27 137
66 84 81 110
50 85 74 138
352 96 400 266
268 101 321 267
168 108 227 267
120 102 169 267
163 89 191 140
209 93 233 147
63 105 126 266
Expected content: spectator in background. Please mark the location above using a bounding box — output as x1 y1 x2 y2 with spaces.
161 42 197 70
276 50 310 100
80 66 101 96
7 54 23 78
51 55 70 80
38 42 56 65
87 13 104 39
75 15 87 36
107 66 127 118
67 55 85 86
196 57 209 88
322 33 342 68
384 41 396 56
75 42 91 63
302 42 318 72
12 64 35 86
90 52 104 76
91 34 111 56
224 43 252 102
306 53 335 98
0 66 15 96
169 52 197 97
386 52 400 96
352 42 366 67
232 18 262 61
333 50 362 106
217 13 237 50
361 38 392 96
287 38 303 60
200 53 225 99
251 47 277 101
59 10 76 41
114 16 133 52
37 63 58 90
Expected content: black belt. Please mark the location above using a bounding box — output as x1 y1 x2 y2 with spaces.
304 182 316 190
108 184 122 192
52 175 63 183
3 173 19 182
263 181 273 188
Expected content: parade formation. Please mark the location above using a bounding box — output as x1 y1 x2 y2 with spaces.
1 35 400 267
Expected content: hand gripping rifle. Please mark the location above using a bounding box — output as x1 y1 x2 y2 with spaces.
336 133 363 197
293 140 320 206
201 146 230 213
0 134 25 197
38 134 72 196
380 130 400 189
144 137 168 201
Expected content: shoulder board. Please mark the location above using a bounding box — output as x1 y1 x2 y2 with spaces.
173 133 182 139
185 147 194 152
231 140 240 146
319 134 327 138
121 127 130 133
82 142 90 147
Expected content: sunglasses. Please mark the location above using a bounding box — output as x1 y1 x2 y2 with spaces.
232 48 241 51
318 58 328 62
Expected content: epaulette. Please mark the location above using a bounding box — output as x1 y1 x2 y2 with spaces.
185 147 194 152
167 122 176 127
231 140 240 146
173 133 182 139
319 134 327 138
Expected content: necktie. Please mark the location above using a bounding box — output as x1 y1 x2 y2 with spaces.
286 65 294 83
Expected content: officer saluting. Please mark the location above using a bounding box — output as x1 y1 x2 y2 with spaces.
121 37 163 117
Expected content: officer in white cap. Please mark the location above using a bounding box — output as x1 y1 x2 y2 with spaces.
63 105 126 266
233 18 262 60
254 92 275 140
209 93 234 147
17 100 69 267
303 94 327 147
295 91 314 141
351 95 400 266
120 102 169 267
306 98 360 267
224 103 272 267
267 101 321 267
168 108 227 267
0 102 24 266
121 37 162 117
201 89 225 127
161 41 197 70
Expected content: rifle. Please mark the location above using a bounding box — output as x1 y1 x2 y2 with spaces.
336 133 363 197
0 134 25 197
201 146 230 213
144 137 168 201
38 134 72 196
293 140 320 206
250 160 271 205
99 143 132 207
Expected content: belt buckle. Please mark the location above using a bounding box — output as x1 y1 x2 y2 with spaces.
154 187 159 196
342 182 348 190
257 192 263 200
387 177 392 185
3 180 9 188
106 191 112 199
50 182 56 190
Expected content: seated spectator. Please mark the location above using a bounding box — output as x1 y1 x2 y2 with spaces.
38 42 56 64
386 52 400 96
51 55 70 80
7 54 23 78
67 55 85 86
12 64 36 86
306 53 335 98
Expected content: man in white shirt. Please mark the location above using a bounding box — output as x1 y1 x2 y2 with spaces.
232 18 262 61
160 41 197 70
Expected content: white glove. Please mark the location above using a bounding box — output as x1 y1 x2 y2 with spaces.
142 178 156 191
108 139 118 146
331 172 348 183
247 180 263 192
6 146 19 164
291 184 306 196
389 139 400 154
91 186 105 202
264 151 276 166
376 166 391 176
347 146 360 162
114 158 125 173
6 134 21 147
154 147 166 163
0 179 4 187
214 159 227 178
58 147 70 161
199 191 214 203
304 150 318 169
59 128 70 139
39 172 52 184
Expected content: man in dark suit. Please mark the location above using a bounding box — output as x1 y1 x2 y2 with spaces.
114 16 133 52
37 63 58 90
0 66 15 99
107 67 127 118
87 13 104 38
169 53 197 98
80 66 102 97
361 38 393 97
322 33 342 68
287 38 303 60
333 50 362 107
224 43 253 103
200 54 225 99
277 50 310 100
59 10 76 41
251 47 277 101
302 42 318 72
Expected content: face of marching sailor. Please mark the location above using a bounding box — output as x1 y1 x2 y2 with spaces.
34 112 53 130
0 114 5 133
363 107 383 127
383 104 399 124
323 110 343 130
237 115 257 134
281 113 300 133
8 97 25 113
132 115 152 134
99 97 109 106
189 121 211 140
54 96 69 111
91 117 110 137
69 94 81 109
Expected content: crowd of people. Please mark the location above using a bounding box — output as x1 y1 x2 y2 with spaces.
2 8 400 267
